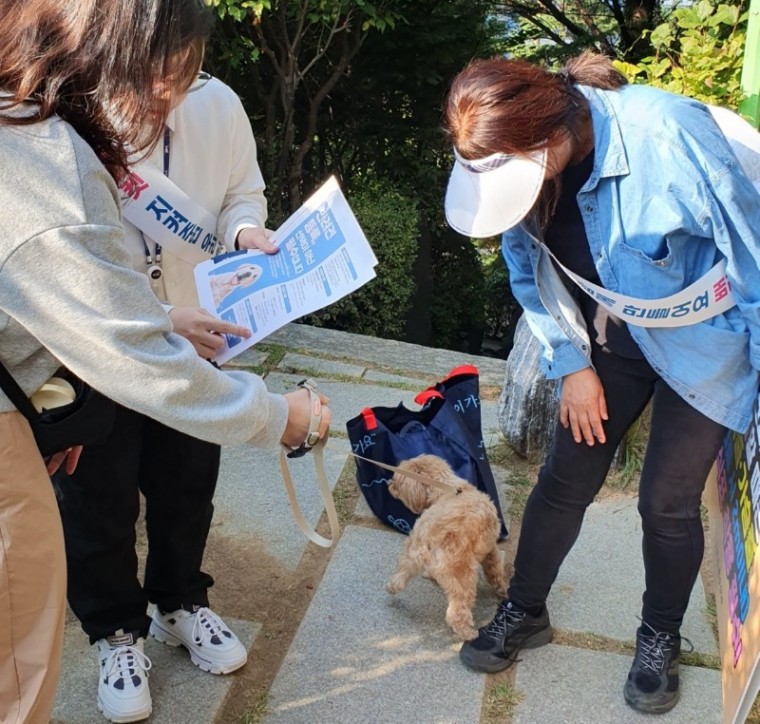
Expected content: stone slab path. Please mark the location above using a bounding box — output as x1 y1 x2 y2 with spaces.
53 324 723 723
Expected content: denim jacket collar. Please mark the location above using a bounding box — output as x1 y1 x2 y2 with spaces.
577 86 629 187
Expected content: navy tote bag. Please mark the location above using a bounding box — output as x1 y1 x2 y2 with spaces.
346 365 508 538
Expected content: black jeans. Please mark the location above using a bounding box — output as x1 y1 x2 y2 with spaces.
54 404 221 644
508 344 726 634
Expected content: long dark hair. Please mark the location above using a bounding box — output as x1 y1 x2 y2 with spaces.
444 52 627 229
0 0 212 180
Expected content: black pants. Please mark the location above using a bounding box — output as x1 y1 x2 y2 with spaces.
508 344 727 634
54 404 221 644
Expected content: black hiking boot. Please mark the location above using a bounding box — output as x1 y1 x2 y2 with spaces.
624 622 687 714
459 600 553 673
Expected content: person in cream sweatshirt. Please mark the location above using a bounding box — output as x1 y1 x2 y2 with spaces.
53 75 289 723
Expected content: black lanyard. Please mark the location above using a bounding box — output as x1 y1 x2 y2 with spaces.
142 127 170 266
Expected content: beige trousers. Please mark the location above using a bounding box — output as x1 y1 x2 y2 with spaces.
0 412 66 724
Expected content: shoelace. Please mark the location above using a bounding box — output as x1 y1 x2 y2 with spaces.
482 603 529 666
637 621 693 674
638 632 673 674
190 607 227 644
484 603 525 639
103 644 152 683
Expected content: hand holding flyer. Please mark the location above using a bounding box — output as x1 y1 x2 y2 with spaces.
194 176 377 364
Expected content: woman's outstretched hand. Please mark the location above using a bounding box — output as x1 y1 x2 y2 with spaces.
236 227 279 253
560 367 608 446
281 387 332 449
169 306 251 359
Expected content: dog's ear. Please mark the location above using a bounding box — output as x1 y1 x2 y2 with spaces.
402 476 430 514
422 481 445 508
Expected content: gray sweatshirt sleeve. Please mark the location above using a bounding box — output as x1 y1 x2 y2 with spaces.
0 121 289 448
1 225 288 448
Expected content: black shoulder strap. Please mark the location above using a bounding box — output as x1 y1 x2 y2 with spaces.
0 359 39 420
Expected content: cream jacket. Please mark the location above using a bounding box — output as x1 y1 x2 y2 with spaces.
124 77 268 307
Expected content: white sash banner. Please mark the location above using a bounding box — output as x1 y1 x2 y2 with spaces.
544 244 736 327
118 164 223 263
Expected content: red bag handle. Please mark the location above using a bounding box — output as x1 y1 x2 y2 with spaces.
442 364 479 381
361 407 378 430
414 389 444 406
412 365 479 407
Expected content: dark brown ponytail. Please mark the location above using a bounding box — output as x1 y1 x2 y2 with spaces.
561 51 628 90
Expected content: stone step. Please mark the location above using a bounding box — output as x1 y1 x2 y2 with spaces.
265 497 721 722
213 437 351 570
514 645 721 723
550 496 717 655
227 322 507 388
264 526 494 723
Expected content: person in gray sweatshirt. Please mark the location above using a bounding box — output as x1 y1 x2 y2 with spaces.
0 1 331 722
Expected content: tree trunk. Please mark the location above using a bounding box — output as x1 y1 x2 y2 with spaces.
498 314 559 461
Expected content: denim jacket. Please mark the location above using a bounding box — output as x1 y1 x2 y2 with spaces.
502 84 760 433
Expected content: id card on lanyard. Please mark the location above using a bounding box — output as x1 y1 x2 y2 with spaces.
141 128 171 296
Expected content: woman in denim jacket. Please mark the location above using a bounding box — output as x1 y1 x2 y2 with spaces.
444 52 760 714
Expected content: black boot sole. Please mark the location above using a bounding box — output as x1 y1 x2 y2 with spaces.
623 680 679 714
459 624 554 673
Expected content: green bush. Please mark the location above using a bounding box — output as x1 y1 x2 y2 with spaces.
430 228 487 354
301 180 418 339
482 248 520 356
614 0 746 109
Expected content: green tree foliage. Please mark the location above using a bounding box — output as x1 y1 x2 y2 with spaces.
205 0 506 352
301 180 418 338
494 0 663 64
206 0 403 222
482 246 521 354
494 0 746 69
614 0 747 108
320 0 502 351
317 0 500 203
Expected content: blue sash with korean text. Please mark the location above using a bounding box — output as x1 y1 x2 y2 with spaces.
118 163 224 263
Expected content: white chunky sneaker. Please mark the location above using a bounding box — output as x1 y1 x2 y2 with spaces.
96 631 152 723
149 605 247 674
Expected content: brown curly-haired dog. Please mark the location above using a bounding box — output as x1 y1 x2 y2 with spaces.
385 454 507 640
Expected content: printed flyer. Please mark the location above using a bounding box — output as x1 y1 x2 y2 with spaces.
194 176 377 364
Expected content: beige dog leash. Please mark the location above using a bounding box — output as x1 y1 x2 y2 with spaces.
348 452 465 496
279 379 340 548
